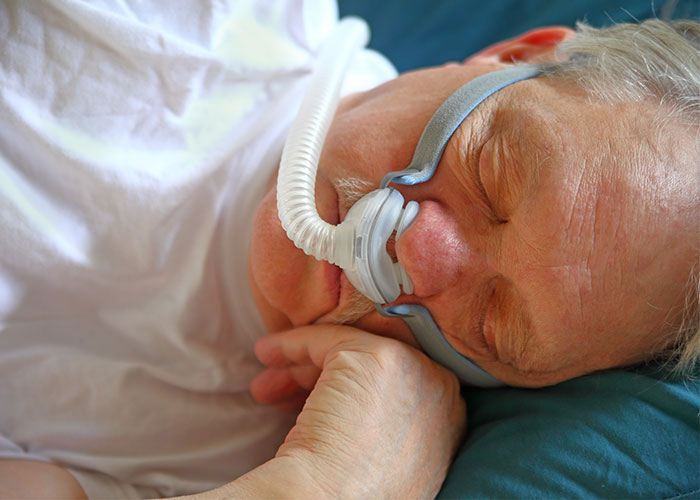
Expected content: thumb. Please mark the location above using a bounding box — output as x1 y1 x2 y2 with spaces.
250 364 319 411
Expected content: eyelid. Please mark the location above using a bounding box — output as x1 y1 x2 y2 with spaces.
477 137 507 223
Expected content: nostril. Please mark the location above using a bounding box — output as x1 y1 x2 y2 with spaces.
386 232 397 263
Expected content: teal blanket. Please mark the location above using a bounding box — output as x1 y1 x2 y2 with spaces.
442 366 699 498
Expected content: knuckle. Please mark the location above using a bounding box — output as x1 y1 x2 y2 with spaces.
368 340 406 368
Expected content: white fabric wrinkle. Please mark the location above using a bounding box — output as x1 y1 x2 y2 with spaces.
0 0 397 496
43 0 212 67
299 0 338 50
0 269 23 322
0 154 91 266
214 1 309 70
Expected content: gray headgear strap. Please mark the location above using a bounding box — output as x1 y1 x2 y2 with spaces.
378 303 503 387
381 65 541 189
377 65 541 387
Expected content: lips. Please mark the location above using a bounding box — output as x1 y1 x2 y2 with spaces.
314 182 377 325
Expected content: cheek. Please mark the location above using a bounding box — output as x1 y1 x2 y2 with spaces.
248 188 312 328
250 188 295 284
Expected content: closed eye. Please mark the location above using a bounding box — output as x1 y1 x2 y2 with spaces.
478 137 508 224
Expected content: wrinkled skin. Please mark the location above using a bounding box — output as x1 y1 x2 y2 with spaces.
250 325 466 498
249 27 698 387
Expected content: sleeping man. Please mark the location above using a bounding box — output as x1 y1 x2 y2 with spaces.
0 0 697 498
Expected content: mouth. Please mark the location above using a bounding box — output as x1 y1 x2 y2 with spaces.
316 271 376 326
317 184 378 325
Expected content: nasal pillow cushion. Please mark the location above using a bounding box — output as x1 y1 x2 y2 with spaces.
340 188 417 303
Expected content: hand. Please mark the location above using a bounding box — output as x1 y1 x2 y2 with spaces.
250 325 467 498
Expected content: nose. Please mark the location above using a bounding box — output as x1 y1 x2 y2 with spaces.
395 200 482 298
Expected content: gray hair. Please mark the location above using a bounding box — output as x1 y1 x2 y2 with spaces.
541 19 700 374
544 19 700 124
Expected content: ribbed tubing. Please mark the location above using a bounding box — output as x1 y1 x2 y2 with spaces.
276 18 369 269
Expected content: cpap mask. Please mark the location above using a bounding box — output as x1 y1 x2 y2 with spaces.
277 18 540 387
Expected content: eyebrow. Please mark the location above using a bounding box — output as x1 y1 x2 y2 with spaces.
489 109 545 214
497 284 536 367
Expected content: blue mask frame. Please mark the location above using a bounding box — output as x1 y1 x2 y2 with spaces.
376 65 541 388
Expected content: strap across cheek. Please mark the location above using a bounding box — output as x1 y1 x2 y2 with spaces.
377 303 503 387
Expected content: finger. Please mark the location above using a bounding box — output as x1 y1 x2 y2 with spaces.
255 324 380 369
250 368 299 405
250 369 311 413
288 364 322 391
273 390 310 413
250 365 321 405
251 372 309 413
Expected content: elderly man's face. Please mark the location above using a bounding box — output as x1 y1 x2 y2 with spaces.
248 35 696 387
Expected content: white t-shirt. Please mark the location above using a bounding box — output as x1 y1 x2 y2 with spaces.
0 0 396 497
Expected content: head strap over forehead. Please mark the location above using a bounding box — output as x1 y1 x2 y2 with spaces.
381 65 541 189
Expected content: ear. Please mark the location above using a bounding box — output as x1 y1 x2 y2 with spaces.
465 27 575 65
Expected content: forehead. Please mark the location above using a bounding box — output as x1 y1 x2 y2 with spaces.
483 77 651 244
